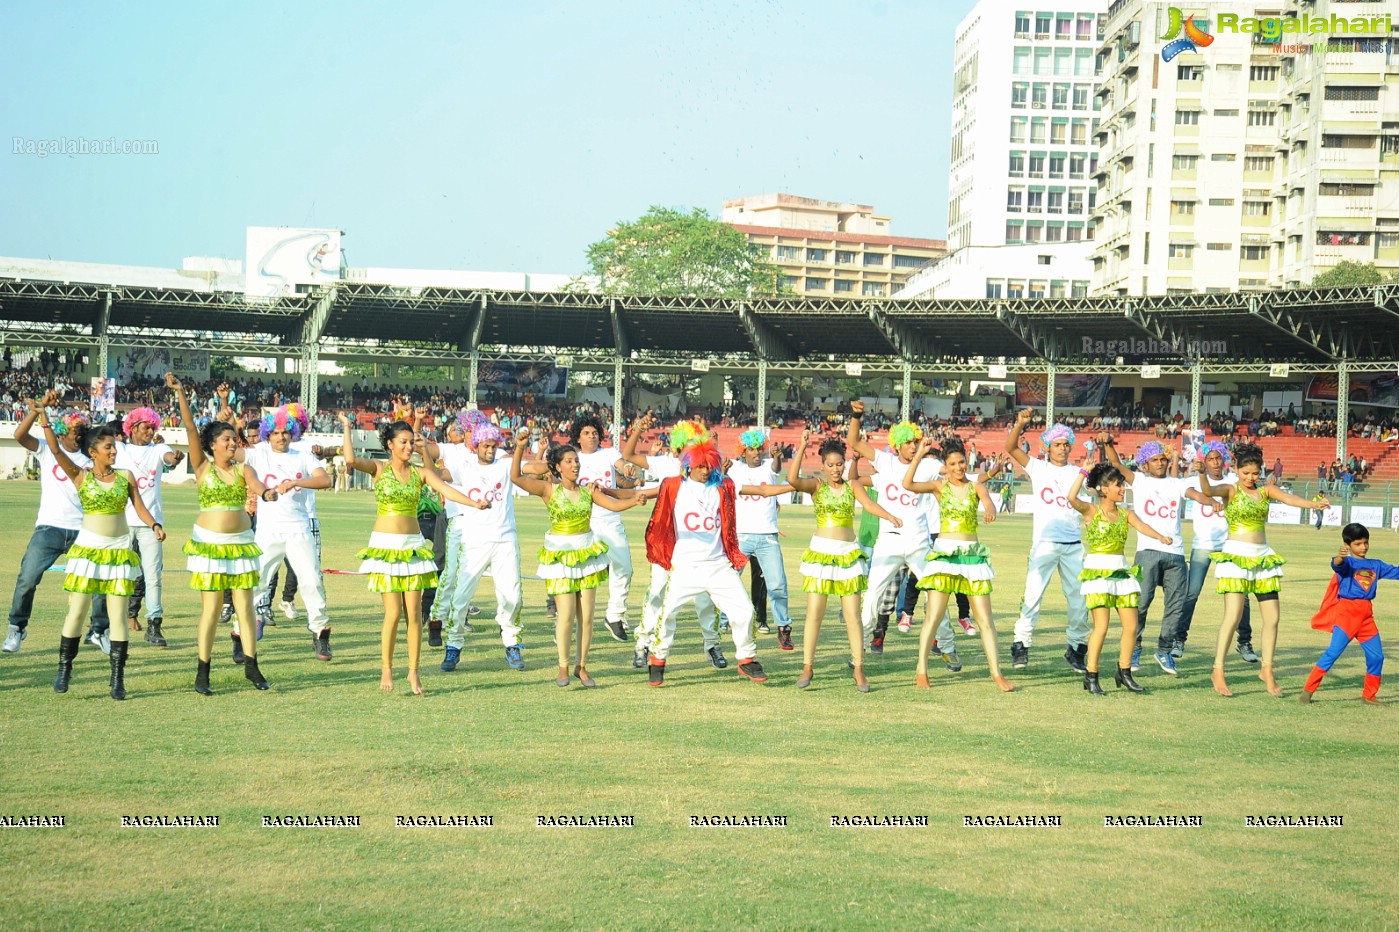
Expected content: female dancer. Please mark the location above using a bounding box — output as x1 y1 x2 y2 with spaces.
786 432 899 692
1200 443 1329 697
170 373 273 694
36 405 163 699
1066 464 1172 694
510 428 651 688
902 436 1014 692
342 413 487 696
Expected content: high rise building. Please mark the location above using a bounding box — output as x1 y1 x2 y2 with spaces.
722 193 946 299
899 0 1107 300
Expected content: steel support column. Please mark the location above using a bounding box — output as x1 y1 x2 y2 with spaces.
1189 358 1202 432
299 342 319 417
1045 361 1056 426
613 356 626 439
1336 358 1349 463
468 352 480 408
901 361 913 422
756 358 768 428
97 291 112 378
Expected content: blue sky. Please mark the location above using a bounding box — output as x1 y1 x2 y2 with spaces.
2 0 970 275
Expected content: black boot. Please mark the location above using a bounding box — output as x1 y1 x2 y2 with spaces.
145 618 167 647
109 640 129 700
53 635 80 693
1115 667 1145 693
244 655 270 690
194 659 212 695
231 632 245 664
1083 671 1105 695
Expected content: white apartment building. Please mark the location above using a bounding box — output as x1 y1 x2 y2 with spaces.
900 0 1107 300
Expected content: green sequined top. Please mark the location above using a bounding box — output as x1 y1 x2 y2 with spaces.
78 471 129 516
1223 487 1269 534
1086 508 1128 556
546 486 594 535
813 481 855 529
198 466 247 511
939 482 979 535
375 465 423 517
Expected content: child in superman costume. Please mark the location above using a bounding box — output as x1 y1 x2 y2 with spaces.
1301 522 1396 705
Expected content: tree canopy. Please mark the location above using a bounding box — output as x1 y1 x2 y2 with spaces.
1309 260 1398 288
584 206 782 299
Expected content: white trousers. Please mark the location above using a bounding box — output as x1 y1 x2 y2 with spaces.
861 532 937 642
252 532 329 635
433 517 464 623
130 524 164 620
591 520 632 624
446 538 523 649
636 564 718 655
1014 539 1089 648
654 560 755 663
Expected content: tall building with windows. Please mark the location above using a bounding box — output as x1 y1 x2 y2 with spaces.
722 193 946 299
898 0 1107 300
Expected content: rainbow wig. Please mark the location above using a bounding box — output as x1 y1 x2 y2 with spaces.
122 406 160 436
472 423 502 446
1041 424 1076 449
53 410 89 436
738 428 765 452
1135 441 1165 467
680 439 723 486
888 422 923 449
258 405 305 442
1200 440 1232 465
669 420 709 452
457 409 489 435
283 402 310 433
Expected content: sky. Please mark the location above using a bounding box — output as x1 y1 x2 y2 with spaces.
1 0 973 276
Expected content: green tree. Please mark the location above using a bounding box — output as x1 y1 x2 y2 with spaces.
585 206 783 298
1309 261 1398 287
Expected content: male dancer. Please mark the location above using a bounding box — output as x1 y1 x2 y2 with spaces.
572 414 634 641
724 430 794 646
4 392 108 653
1005 408 1089 672
441 422 525 672
429 415 474 643
116 406 183 646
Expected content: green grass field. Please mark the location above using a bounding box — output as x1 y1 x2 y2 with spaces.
2 481 1396 931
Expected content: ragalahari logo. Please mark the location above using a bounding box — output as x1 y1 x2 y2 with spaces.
1160 7 1214 61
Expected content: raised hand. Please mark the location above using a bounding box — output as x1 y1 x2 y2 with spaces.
165 372 182 391
850 400 865 417
1016 408 1033 427
337 411 352 427
40 388 60 408
413 405 428 422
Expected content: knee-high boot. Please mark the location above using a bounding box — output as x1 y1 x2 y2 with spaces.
109 640 129 700
54 635 81 693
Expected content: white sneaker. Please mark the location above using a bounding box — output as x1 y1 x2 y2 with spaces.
2 625 25 653
86 629 112 656
467 604 482 617
280 600 298 621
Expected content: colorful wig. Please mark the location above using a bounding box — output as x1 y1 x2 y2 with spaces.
457 408 489 436
680 439 723 486
122 406 160 436
669 420 709 452
1199 440 1232 465
283 402 310 433
1135 441 1165 467
1040 424 1076 449
472 423 502 446
888 422 923 449
258 404 305 442
53 410 89 436
737 428 765 452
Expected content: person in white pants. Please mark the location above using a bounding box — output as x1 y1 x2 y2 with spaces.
242 406 333 660
441 423 525 672
571 414 635 642
1004 408 1089 673
620 416 723 669
116 406 183 647
426 415 473 640
846 404 956 658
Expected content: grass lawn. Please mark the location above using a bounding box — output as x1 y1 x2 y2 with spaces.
1 480 1396 930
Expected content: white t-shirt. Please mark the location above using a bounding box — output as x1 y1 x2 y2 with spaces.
577 447 624 531
648 455 681 484
244 445 324 537
918 457 945 535
672 478 724 563
1024 457 1085 544
116 441 172 525
438 443 474 520
1129 474 1190 556
1190 473 1236 552
453 455 516 542
35 437 90 531
871 449 936 537
727 459 782 535
289 439 321 519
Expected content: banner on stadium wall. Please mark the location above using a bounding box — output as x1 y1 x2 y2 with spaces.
89 378 115 417
109 347 210 383
476 359 568 397
1014 374 1111 411
1305 372 1399 409
1351 506 1383 527
245 226 342 298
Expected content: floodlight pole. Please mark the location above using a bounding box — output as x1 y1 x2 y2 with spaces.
1335 357 1349 464
756 358 768 429
901 361 913 422
1045 361 1056 426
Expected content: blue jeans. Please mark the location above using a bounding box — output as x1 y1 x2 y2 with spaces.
8 525 108 632
721 533 791 629
1181 548 1250 643
1134 550 1188 651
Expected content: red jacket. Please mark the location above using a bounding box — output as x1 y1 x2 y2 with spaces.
645 476 747 572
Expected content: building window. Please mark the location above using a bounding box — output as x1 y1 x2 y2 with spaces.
1056 14 1073 38
1322 134 1376 149
1177 64 1203 81
1171 200 1196 216
1015 12 1031 38
1243 200 1271 216
1032 83 1047 108
1037 254 1052 265
1071 120 1088 145
1007 188 1024 212
863 253 885 267
1013 47 1031 75
1066 224 1084 243
1050 120 1067 144
1077 15 1094 40
1075 47 1094 77
1325 86 1380 101
1168 244 1193 259
1319 183 1375 196
1012 82 1029 108
775 245 799 261
1009 151 1026 175
1006 222 1024 243
1053 83 1070 108
1046 224 1063 242
805 277 827 291
1207 198 1235 207
779 275 798 289
1049 153 1065 178
1072 85 1090 111
1206 243 1232 251
1247 109 1276 127
1028 280 1047 298
1007 282 1025 299
1068 191 1084 214
1047 191 1064 214
1069 152 1086 179
1030 118 1047 144
861 282 886 297
1244 155 1275 172
1241 246 1268 261
1249 65 1279 82
1071 281 1089 297
1210 152 1236 161
833 279 854 293
1213 109 1239 118
986 281 1004 299
1172 154 1198 171
835 250 857 265
892 254 927 269
1027 189 1044 213
1028 153 1045 175
1025 223 1043 243
805 248 827 262
1010 116 1028 143
1175 110 1200 125
1317 232 1370 246
1035 13 1051 37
